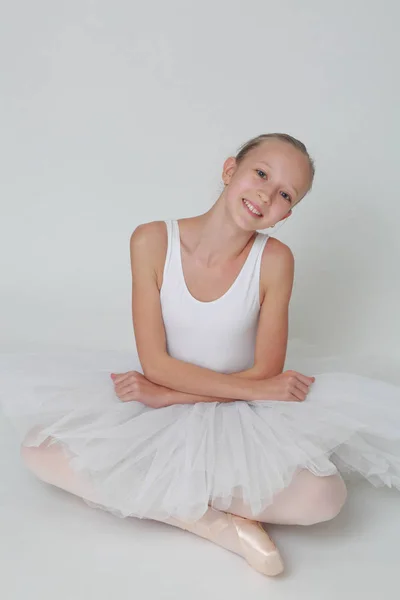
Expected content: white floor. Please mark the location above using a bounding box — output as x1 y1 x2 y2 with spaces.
1 412 399 600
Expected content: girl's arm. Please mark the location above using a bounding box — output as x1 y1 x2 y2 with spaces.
158 367 269 407
239 235 294 380
130 223 294 403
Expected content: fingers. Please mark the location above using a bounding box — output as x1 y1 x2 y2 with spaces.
289 387 306 402
294 372 315 386
111 371 139 385
288 371 315 402
110 372 133 384
110 371 143 401
294 380 310 396
119 391 135 402
116 381 136 395
116 384 138 401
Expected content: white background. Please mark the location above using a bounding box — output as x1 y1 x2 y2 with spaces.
1 0 399 360
1 3 400 599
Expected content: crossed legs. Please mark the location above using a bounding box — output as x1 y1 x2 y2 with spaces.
20 435 347 576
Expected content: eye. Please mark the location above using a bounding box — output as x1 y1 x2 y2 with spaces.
280 191 292 203
256 169 267 179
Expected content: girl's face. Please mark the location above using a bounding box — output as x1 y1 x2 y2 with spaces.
222 139 312 231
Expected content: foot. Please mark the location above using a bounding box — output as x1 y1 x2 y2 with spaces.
228 513 284 576
166 507 284 577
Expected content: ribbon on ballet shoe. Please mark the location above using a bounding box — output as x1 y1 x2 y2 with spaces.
229 514 284 577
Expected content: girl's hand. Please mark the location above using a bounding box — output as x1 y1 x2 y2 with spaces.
256 370 316 402
110 371 170 409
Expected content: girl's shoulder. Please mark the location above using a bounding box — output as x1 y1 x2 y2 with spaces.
130 220 169 257
130 220 168 246
259 236 295 297
261 235 294 262
129 221 169 286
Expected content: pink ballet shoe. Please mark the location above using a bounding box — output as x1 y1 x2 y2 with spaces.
228 514 284 577
167 507 284 577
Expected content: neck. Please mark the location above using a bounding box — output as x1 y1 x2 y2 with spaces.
178 195 257 267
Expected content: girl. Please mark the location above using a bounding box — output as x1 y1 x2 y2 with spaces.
1 133 400 578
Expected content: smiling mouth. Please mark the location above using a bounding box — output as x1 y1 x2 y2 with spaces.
242 198 263 217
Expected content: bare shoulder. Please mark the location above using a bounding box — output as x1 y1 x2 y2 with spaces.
129 221 168 286
260 236 295 295
262 236 294 266
130 220 167 250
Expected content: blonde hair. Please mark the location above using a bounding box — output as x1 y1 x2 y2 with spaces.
235 133 315 194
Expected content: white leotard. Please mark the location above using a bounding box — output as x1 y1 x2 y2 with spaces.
160 219 270 374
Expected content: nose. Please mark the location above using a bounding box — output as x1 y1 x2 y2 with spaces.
258 190 272 206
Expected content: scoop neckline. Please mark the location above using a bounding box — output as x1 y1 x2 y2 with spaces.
174 219 261 305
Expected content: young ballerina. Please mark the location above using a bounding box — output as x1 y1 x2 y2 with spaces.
1 133 400 578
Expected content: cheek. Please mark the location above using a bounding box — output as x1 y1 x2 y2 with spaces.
226 175 256 202
234 177 256 195
226 183 242 201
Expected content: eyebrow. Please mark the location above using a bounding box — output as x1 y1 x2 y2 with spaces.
257 161 299 197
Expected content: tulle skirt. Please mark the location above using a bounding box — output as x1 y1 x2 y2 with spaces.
1 344 400 522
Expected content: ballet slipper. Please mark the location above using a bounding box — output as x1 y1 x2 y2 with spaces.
227 514 284 576
166 507 284 577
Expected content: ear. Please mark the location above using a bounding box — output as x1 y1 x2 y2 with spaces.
222 156 237 186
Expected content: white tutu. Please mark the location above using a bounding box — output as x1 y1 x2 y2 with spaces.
1 345 400 522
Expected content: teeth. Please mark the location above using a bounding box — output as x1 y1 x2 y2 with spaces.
243 199 262 216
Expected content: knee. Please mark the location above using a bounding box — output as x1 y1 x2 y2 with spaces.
20 435 55 482
297 474 347 526
20 442 43 480
20 436 95 501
